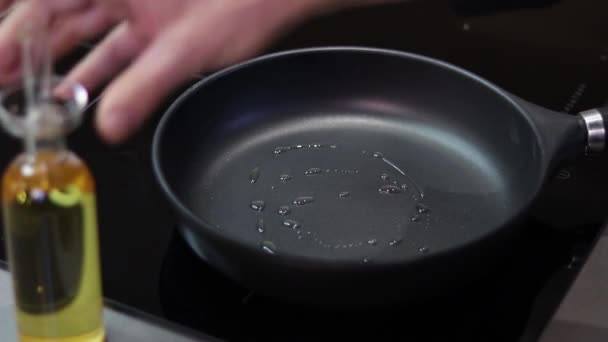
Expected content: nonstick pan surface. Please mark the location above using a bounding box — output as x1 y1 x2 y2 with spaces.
152 47 599 304
154 47 547 264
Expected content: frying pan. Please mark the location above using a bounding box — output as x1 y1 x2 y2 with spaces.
151 47 607 306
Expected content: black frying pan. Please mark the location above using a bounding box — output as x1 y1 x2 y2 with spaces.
151 47 607 306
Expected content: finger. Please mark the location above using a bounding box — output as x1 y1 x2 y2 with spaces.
62 22 141 95
45 0 90 13
49 5 114 59
0 0 94 79
0 0 35 78
0 0 16 14
95 21 204 144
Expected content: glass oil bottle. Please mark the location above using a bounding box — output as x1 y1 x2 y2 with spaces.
0 31 105 342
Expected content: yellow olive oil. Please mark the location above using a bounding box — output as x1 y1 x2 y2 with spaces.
0 26 105 341
2 150 105 342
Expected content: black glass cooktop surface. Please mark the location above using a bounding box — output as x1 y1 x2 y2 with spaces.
1 1 607 341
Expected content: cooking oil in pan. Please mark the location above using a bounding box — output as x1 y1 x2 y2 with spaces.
261 241 277 254
277 206 291 216
248 167 260 184
252 145 435 254
250 200 265 212
256 218 265 233
378 184 403 194
338 191 350 198
282 219 301 230
292 196 314 206
304 168 323 176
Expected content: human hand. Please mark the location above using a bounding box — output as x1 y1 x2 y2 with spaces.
0 0 326 143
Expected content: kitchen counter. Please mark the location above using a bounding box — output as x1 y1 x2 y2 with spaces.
0 265 218 342
539 226 608 342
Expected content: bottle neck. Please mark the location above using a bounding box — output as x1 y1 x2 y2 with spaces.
21 102 69 156
23 128 67 156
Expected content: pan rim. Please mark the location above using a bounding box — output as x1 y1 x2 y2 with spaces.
151 45 546 267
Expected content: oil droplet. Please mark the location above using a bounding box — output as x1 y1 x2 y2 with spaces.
362 258 370 264
293 196 315 206
401 184 408 191
419 246 430 254
273 146 291 155
249 167 260 184
305 168 323 176
378 185 403 194
372 152 384 158
271 186 276 190
256 219 265 233
368 239 378 246
389 238 403 246
411 215 421 222
416 203 430 214
261 241 277 255
283 219 301 229
278 206 291 216
279 174 292 182
338 191 350 198
250 200 265 212
380 173 390 181
381 156 425 199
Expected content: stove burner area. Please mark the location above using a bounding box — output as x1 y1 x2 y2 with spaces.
158 220 598 341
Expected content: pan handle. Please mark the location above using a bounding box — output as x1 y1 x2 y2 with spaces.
579 107 608 155
509 95 608 168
